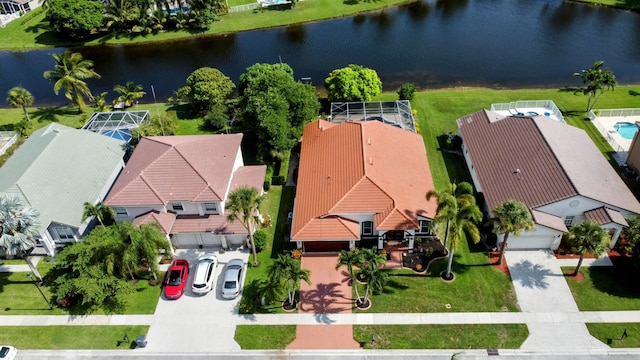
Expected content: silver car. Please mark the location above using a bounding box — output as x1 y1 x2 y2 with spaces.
191 254 218 295
221 259 244 299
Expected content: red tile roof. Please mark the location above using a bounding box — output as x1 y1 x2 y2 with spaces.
170 214 247 234
292 120 437 241
458 111 640 215
132 210 176 234
106 134 249 206
584 207 628 226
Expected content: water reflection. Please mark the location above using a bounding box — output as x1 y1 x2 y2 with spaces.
285 24 306 44
401 0 430 21
435 0 469 18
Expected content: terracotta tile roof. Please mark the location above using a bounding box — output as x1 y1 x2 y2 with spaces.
170 214 248 234
457 111 640 215
293 216 361 241
105 134 243 206
292 120 437 241
132 210 176 234
230 165 268 194
584 207 628 226
530 210 567 232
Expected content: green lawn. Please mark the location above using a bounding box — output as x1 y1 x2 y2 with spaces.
0 0 415 50
0 326 149 349
235 325 296 349
563 265 640 311
586 323 640 348
573 0 640 11
353 324 528 349
355 238 519 313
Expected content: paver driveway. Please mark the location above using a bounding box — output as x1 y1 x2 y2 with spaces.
287 254 359 349
142 248 249 352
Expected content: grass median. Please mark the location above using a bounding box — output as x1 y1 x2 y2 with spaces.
563 265 640 311
0 326 149 349
586 323 640 348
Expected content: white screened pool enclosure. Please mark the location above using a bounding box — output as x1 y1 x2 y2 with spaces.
329 100 416 132
82 110 149 143
589 108 640 165
490 100 565 123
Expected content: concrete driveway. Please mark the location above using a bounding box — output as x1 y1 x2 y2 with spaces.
505 250 607 350
142 248 249 352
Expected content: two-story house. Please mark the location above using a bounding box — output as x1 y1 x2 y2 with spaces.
104 134 266 249
291 119 438 252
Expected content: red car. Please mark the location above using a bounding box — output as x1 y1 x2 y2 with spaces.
164 259 190 300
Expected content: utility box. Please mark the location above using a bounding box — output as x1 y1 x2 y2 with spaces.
135 335 148 348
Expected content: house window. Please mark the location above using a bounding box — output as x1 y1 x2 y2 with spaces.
362 221 373 235
52 227 75 240
172 202 184 211
204 203 217 212
419 220 431 233
564 215 575 227
114 207 128 216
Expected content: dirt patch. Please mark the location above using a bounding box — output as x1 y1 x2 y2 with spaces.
563 268 585 282
489 252 510 276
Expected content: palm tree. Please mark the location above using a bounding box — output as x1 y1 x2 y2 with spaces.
226 186 264 266
93 92 111 112
442 196 482 280
567 220 610 276
427 182 475 250
267 253 311 307
336 248 363 300
573 60 617 112
491 200 535 266
357 263 388 308
6 86 34 124
43 50 101 113
360 247 386 274
113 81 146 108
0 194 43 281
82 201 115 227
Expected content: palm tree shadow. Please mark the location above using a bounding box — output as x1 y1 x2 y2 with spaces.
510 260 551 288
32 106 77 123
299 282 352 318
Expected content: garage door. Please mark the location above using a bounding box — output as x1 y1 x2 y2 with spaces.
303 241 350 253
506 235 555 250
171 233 222 248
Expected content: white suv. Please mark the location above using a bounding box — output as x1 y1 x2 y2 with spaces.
191 254 218 295
0 346 17 360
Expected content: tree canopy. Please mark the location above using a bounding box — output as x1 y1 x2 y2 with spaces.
491 199 535 265
238 63 319 161
324 64 382 102
7 86 34 124
175 67 235 114
47 0 104 40
573 61 617 112
226 186 264 266
0 194 43 281
43 50 101 113
566 220 610 276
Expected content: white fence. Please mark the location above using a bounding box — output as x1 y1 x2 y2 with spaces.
0 131 18 156
490 100 565 123
590 108 640 118
0 12 20 27
228 2 260 12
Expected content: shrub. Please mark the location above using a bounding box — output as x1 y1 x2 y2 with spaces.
272 175 286 185
253 230 268 252
263 180 271 192
397 83 416 101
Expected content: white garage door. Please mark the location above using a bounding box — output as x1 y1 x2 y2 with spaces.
172 233 223 248
506 235 555 250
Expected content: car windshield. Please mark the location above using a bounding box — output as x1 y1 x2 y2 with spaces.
167 269 182 286
0 347 8 357
224 280 236 289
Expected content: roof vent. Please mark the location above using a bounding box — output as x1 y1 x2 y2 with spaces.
514 168 520 174
369 157 373 165
367 138 371 145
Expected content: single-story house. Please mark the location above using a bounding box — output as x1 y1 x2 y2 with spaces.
104 134 266 249
458 110 640 250
291 119 438 253
0 123 127 255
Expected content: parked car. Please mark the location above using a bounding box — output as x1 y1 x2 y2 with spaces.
0 346 17 360
191 254 218 295
221 259 244 299
164 259 190 300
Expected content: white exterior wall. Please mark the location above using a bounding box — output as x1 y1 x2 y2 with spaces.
537 195 637 223
332 213 375 233
501 226 563 250
461 142 483 193
115 205 165 221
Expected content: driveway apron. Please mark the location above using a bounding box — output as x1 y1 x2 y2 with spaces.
505 250 608 350
286 254 359 349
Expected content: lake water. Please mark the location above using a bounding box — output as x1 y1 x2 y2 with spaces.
1 0 640 106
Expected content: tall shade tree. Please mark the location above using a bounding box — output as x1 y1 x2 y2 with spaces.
573 61 617 112
0 194 43 281
113 81 146 108
491 200 535 266
47 0 104 40
175 67 235 114
43 50 101 113
267 253 311 307
324 64 382 102
6 86 34 124
442 193 482 280
226 186 264 266
566 220 610 276
82 201 115 227
427 182 475 251
336 248 363 300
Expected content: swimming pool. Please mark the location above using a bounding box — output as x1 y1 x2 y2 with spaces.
614 122 639 140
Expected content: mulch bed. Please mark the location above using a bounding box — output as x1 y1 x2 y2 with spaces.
489 251 510 276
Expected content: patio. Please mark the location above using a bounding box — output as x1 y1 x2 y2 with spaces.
383 239 447 272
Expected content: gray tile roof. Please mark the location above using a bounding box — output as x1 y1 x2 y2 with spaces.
0 123 126 230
